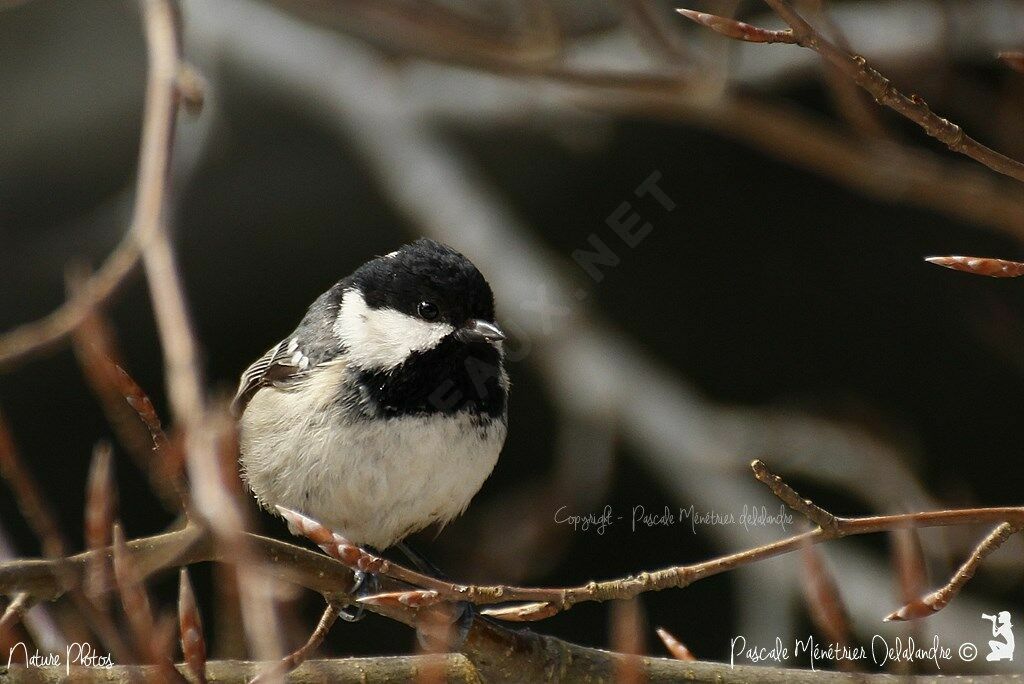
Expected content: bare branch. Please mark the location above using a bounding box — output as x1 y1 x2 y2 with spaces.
800 547 856 671
277 465 1024 621
756 0 1024 183
178 568 207 684
134 0 283 661
885 522 1022 621
0 593 33 638
0 241 140 372
0 414 68 559
1 460 1023 679
111 523 157 660
610 598 646 684
84 442 116 603
751 459 839 534
677 1 1024 183
250 601 339 684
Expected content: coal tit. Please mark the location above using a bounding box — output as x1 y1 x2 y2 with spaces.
234 238 508 551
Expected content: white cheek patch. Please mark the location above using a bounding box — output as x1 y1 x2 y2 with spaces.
333 289 455 370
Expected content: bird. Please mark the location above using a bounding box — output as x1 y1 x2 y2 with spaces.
233 238 509 557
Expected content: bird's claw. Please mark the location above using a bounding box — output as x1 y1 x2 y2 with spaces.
339 569 379 622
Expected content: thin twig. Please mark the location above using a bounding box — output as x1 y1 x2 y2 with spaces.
276 459 1024 620
0 414 69 559
250 602 340 684
757 0 1024 184
751 459 839 534
0 241 140 372
84 442 116 603
134 0 283 662
111 523 158 661
0 592 33 637
178 568 207 684
805 0 889 140
0 416 131 659
1 459 1022 667
799 546 856 671
610 598 646 684
67 289 179 509
676 2 1024 183
619 0 693 64
885 522 1022 621
66 289 174 478
5 495 1008 612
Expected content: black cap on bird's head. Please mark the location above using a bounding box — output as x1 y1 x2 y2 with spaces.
351 238 504 343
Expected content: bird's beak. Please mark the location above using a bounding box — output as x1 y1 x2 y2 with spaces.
458 319 506 343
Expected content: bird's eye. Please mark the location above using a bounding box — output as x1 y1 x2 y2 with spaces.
417 301 439 320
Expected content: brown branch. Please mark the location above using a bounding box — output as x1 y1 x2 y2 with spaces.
71 311 186 510
1 458 1022 679
610 598 646 684
800 546 857 672
278 462 1024 620
250 601 340 683
751 458 839 533
0 415 69 559
0 240 140 372
0 417 132 660
676 3 1024 184
133 0 202 437
111 524 159 662
178 568 207 684
0 593 33 637
4 648 1021 682
135 0 284 661
243 0 1024 248
885 522 1022 621
84 442 116 603
757 0 1024 184
606 93 1024 241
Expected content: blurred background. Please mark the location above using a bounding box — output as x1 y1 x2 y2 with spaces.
2 0 1024 674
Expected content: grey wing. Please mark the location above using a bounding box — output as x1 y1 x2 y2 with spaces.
231 337 311 415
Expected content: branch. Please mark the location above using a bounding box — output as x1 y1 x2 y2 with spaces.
677 2 1024 184
0 239 140 372
1 461 1020 677
280 463 1023 621
134 0 284 661
885 522 1022 621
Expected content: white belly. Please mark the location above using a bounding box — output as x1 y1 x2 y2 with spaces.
238 363 506 549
